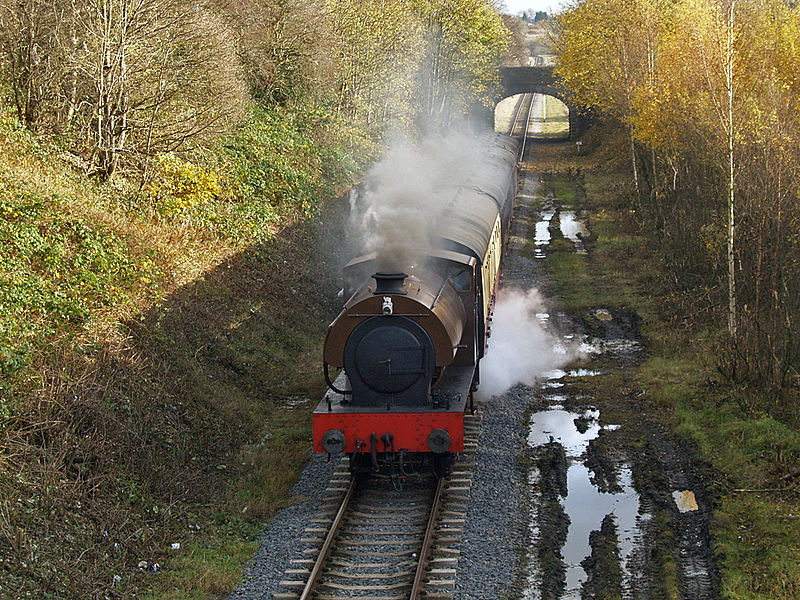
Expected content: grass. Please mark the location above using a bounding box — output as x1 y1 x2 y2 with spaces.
139 518 262 600
714 495 800 599
0 100 365 599
531 133 800 600
533 96 570 140
539 173 650 320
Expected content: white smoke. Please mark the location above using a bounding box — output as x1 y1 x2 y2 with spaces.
477 287 579 400
350 132 490 272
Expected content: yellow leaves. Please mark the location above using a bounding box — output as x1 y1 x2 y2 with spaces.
629 83 681 154
555 0 667 118
699 220 725 263
557 0 800 176
147 154 222 216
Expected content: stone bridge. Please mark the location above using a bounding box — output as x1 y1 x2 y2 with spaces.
492 66 588 139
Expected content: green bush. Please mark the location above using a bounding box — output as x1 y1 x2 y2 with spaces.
0 180 138 375
139 104 369 243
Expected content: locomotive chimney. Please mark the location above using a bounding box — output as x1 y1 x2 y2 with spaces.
372 272 408 295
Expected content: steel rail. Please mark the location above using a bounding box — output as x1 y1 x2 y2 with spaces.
298 476 359 600
518 93 536 163
509 93 528 138
409 476 447 600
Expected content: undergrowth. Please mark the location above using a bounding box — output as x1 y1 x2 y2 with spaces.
0 100 366 599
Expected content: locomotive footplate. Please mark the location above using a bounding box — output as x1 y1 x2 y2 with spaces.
313 365 474 455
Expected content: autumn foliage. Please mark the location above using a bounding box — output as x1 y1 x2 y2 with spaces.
0 0 512 180
556 0 800 418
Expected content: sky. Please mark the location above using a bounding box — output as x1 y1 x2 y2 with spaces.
500 0 569 16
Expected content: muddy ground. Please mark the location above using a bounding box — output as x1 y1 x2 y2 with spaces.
499 163 719 600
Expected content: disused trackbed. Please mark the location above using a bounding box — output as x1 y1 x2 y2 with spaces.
272 413 480 600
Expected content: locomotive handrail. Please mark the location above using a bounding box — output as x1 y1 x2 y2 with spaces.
430 274 454 310
323 362 352 395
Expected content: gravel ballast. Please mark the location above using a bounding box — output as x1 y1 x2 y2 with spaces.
453 385 531 600
227 455 339 600
454 171 544 599
229 161 543 600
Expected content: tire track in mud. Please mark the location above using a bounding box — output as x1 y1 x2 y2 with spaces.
502 169 719 600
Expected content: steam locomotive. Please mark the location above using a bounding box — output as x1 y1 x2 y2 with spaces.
313 133 519 474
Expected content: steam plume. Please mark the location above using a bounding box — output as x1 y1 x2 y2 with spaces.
350 132 491 271
477 287 578 400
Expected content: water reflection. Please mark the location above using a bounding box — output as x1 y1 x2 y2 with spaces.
559 211 587 254
533 206 588 258
541 369 602 381
528 408 600 457
534 208 556 258
561 464 640 596
579 338 642 360
526 405 648 600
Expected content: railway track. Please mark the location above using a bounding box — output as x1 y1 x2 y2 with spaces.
509 93 535 161
273 413 480 600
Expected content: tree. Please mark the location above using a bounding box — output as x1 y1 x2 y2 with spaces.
416 0 510 128
653 0 754 336
555 0 658 200
555 0 800 402
222 0 336 103
0 0 61 128
73 0 247 179
501 14 530 67
0 0 247 179
329 0 422 125
326 0 509 130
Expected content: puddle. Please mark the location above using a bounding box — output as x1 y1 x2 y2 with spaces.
534 308 641 364
542 368 602 380
579 338 642 358
532 205 589 258
526 406 649 599
527 407 600 455
569 369 601 377
559 211 588 254
519 175 716 600
543 369 567 380
534 208 556 258
543 381 565 388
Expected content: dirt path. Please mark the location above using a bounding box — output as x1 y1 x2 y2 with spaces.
492 161 719 600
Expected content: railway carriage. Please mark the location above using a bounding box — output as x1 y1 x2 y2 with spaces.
313 133 519 474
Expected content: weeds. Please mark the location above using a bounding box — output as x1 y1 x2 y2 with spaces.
0 100 363 598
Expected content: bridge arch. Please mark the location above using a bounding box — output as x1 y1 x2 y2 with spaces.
497 66 587 139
